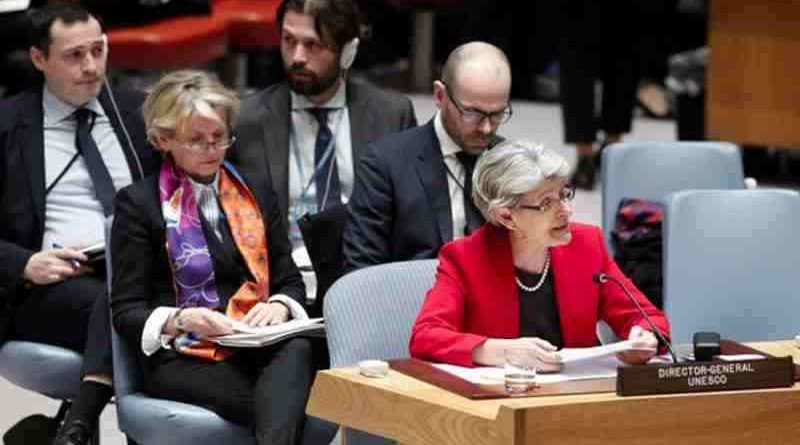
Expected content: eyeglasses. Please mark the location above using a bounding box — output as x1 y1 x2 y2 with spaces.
517 184 576 213
442 82 512 125
177 136 237 153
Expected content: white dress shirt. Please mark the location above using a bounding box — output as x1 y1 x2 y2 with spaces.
285 82 353 301
41 86 132 250
286 82 353 247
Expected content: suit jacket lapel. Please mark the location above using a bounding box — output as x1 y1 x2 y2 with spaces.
415 122 452 244
486 226 520 336
550 242 582 346
346 80 375 165
19 90 46 231
263 85 291 217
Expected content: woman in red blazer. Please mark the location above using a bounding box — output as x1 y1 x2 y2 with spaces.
409 140 669 370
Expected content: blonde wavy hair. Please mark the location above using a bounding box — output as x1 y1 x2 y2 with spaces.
142 70 239 150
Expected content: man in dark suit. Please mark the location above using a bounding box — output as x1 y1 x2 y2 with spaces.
342 42 512 272
229 0 416 307
0 4 157 444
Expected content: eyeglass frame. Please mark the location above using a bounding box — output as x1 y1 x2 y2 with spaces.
517 184 576 213
175 135 237 153
441 81 513 125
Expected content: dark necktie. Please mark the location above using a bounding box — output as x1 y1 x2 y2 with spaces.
456 151 483 235
310 108 341 211
75 108 115 216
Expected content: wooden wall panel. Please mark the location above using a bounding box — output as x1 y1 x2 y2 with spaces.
707 0 800 148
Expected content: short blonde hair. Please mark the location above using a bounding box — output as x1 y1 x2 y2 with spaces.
142 70 239 149
472 140 570 225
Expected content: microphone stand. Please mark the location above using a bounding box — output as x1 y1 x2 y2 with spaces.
594 273 679 364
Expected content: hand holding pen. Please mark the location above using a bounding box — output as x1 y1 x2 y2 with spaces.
22 243 89 285
51 243 82 269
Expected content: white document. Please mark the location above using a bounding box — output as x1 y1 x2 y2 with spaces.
213 318 325 348
434 355 622 385
558 339 652 363
79 241 106 263
717 354 767 361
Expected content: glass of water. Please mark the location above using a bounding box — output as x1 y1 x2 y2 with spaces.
504 347 537 394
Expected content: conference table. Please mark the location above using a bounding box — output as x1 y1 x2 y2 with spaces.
306 341 800 444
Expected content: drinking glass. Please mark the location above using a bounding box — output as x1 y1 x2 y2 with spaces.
504 347 537 394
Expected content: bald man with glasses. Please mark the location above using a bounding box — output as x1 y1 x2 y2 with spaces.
342 42 512 272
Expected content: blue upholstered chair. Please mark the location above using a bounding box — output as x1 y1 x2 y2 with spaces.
601 141 745 251
0 340 94 441
663 189 800 343
323 260 438 445
105 218 335 445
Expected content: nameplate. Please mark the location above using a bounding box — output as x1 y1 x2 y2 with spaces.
617 356 795 396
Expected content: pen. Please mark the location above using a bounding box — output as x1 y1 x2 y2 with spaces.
51 242 82 269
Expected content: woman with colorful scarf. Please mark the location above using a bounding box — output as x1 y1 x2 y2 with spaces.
110 70 311 445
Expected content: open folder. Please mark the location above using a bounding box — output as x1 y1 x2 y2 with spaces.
211 318 325 348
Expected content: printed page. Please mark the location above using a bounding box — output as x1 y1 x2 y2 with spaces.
228 317 324 335
434 355 621 385
212 318 325 347
558 339 650 363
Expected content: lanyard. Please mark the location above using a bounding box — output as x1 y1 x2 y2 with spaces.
290 108 346 204
443 155 467 192
45 112 98 195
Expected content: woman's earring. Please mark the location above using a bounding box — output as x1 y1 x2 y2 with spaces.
496 208 519 233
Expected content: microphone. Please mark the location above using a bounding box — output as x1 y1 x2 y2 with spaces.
593 272 679 364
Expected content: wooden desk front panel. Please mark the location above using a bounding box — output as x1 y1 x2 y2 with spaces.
514 388 800 444
707 0 800 148
308 342 800 444
306 368 505 445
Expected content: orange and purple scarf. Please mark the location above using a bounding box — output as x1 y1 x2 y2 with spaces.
160 157 270 361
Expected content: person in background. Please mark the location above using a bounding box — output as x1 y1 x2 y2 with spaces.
0 0 44 97
111 70 312 445
410 139 668 369
228 0 417 308
559 0 644 190
342 41 512 273
0 3 157 443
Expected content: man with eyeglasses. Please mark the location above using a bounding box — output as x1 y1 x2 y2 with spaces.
342 41 512 273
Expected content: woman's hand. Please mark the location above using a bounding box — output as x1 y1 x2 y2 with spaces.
240 302 290 327
473 337 563 372
174 307 235 338
617 325 658 365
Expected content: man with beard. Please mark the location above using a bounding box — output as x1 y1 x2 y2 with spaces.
230 0 416 308
342 42 512 272
0 3 157 444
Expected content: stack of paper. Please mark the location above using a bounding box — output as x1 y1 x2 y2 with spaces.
433 340 656 385
558 339 648 363
212 318 325 348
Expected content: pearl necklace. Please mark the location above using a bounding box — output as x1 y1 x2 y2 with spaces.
515 251 550 292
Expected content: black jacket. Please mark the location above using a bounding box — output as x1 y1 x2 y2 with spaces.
0 85 158 342
110 167 304 349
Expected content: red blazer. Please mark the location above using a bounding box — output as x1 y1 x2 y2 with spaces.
409 223 670 367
